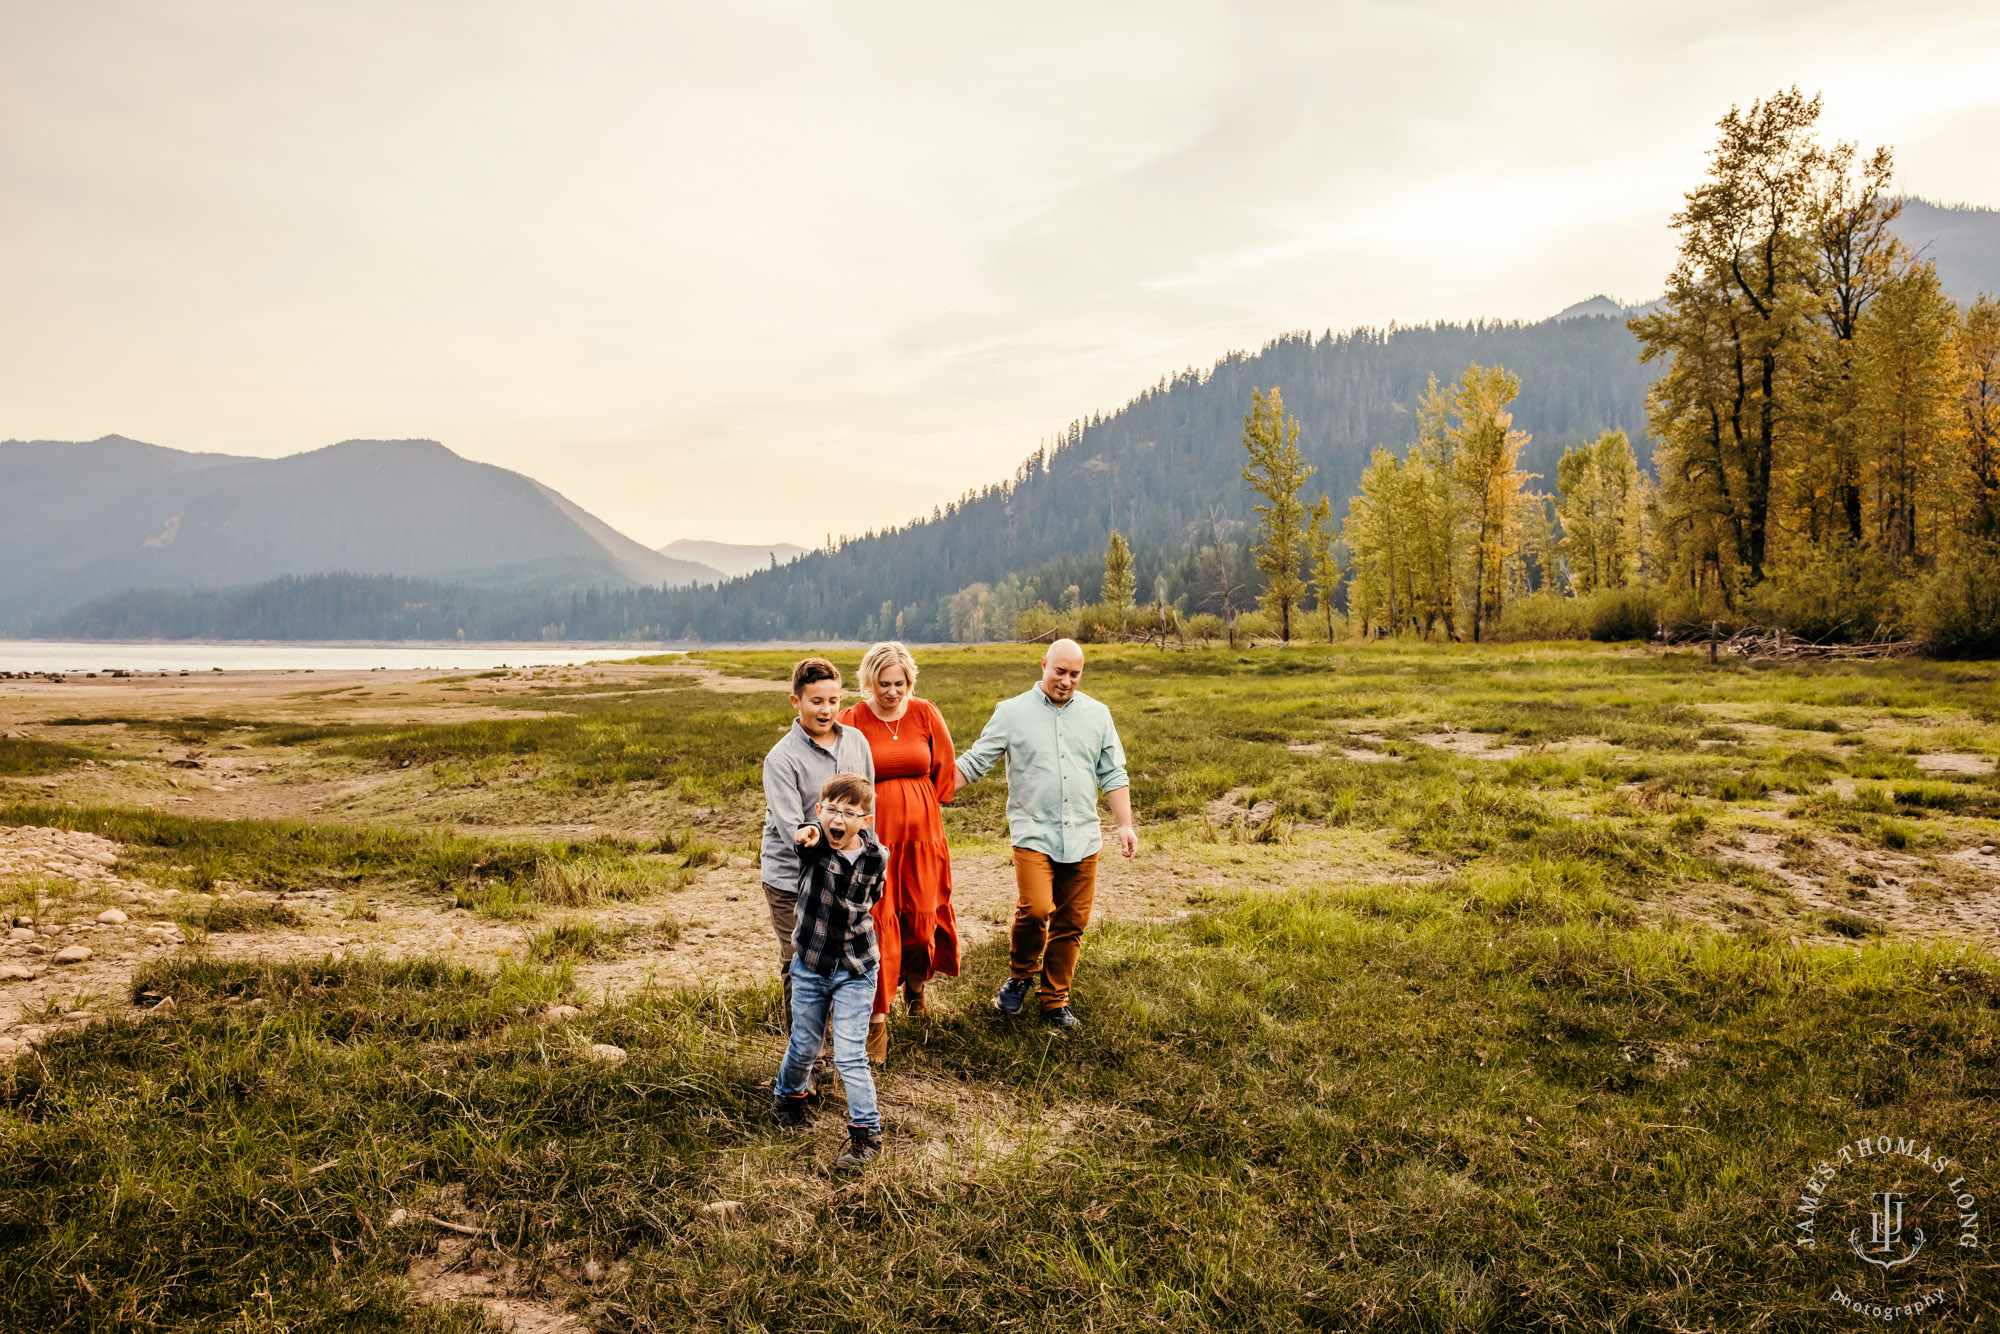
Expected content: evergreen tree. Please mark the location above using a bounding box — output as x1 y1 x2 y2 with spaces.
1101 529 1137 621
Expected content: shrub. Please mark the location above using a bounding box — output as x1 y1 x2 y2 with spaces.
1740 546 1904 642
1070 601 1128 642
1233 610 1283 641
1655 586 1739 639
1912 538 2000 658
1178 612 1221 645
1583 586 1661 642
1012 603 1059 642
1496 590 1587 642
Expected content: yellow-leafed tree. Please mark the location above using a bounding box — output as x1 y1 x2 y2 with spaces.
1555 429 1649 593
1450 365 1534 641
1241 387 1316 642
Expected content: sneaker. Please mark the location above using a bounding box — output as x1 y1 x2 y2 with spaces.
1040 1006 1082 1030
994 977 1032 1016
771 1094 809 1130
834 1125 882 1171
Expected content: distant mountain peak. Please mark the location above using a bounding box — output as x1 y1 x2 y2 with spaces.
660 538 806 580
1554 295 1624 322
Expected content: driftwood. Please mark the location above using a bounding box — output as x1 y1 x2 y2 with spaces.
1659 622 1924 662
1016 605 1193 650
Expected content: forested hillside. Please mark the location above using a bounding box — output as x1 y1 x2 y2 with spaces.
35 196 1998 646
639 315 1653 640
43 574 643 643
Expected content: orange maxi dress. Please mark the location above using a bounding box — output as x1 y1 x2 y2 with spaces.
837 698 959 1016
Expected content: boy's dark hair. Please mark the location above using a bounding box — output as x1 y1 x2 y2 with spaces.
820 772 875 812
791 657 841 695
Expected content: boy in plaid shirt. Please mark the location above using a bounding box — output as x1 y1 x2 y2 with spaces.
772 772 888 1169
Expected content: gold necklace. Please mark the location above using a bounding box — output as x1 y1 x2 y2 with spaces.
878 701 906 741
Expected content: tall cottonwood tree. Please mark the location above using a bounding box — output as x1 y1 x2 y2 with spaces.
1344 448 1419 637
1405 375 1465 640
1800 142 1903 545
1242 387 1315 641
1635 87 1824 590
1305 495 1340 639
1854 264 1961 564
1682 87 1822 581
1955 295 2000 539
1555 429 1648 593
1451 365 1534 641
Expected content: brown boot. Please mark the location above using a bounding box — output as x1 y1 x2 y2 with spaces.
865 1015 888 1065
903 980 929 1018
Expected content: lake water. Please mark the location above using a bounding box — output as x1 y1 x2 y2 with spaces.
0 641 679 674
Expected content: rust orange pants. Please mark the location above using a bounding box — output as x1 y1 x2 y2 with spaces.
1008 849 1098 1011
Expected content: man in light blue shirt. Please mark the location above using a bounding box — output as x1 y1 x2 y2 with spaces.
956 638 1135 1030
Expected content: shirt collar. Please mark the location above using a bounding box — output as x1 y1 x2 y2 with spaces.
1035 683 1074 710
791 718 845 749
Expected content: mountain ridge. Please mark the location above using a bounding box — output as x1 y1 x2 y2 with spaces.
0 436 716 629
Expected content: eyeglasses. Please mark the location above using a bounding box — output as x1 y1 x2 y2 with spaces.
818 804 869 820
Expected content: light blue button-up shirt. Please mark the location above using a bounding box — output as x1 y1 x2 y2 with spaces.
955 685 1129 863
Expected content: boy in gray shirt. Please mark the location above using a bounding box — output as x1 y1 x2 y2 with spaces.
761 657 875 1068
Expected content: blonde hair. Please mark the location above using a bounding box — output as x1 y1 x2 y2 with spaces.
858 641 919 700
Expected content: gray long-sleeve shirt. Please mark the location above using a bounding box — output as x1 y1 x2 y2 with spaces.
759 719 875 892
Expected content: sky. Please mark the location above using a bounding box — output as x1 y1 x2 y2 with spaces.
5 2 2000 548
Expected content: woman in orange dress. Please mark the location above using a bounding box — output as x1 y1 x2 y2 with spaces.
838 641 958 1064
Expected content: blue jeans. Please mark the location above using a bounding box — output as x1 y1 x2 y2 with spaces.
776 958 880 1131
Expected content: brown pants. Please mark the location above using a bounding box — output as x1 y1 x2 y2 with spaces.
1009 850 1098 1011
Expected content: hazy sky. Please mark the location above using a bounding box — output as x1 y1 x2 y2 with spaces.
5 2 1999 547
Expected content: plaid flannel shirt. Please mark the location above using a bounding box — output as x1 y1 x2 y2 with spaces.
791 827 887 978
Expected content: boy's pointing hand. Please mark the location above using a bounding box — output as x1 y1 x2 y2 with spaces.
795 824 820 847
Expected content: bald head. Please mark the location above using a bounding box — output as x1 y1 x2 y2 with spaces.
1040 638 1085 704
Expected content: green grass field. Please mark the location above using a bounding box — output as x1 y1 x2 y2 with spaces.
3 642 1998 1330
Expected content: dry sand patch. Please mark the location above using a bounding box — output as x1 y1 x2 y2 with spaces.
1916 752 1997 776
0 825 188 1051
1712 828 2000 945
1412 730 1529 760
